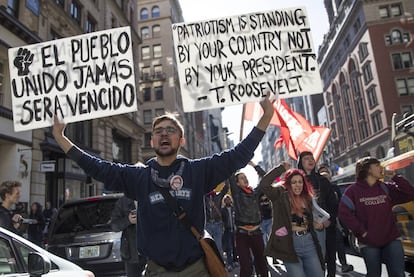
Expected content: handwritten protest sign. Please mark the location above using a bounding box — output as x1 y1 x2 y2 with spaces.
172 7 323 112
9 26 136 132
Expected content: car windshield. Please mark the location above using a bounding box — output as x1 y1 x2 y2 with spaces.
52 198 118 234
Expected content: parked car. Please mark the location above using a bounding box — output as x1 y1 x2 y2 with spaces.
47 193 125 276
0 226 94 276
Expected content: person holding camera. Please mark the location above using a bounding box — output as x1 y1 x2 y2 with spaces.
339 157 414 277
111 195 147 277
0 181 23 234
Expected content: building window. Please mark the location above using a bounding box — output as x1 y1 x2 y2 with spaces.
153 25 161 37
344 36 350 49
325 91 331 104
362 62 373 84
403 32 411 43
392 52 413 70
396 76 414 96
358 43 369 62
385 29 411 45
0 61 4 106
143 110 152 124
153 65 163 79
331 123 337 139
112 131 131 163
350 130 356 145
155 108 164 116
367 86 378 108
86 14 96 33
356 99 365 118
56 0 64 7
328 106 334 122
340 136 346 152
390 3 402 17
351 76 361 97
7 0 19 17
144 133 152 147
380 3 402 18
143 87 151 101
141 46 150 60
140 8 148 20
141 67 151 81
141 27 150 39
392 30 403 44
71 0 81 24
371 112 383 133
353 18 361 34
359 122 369 139
153 45 162 58
111 13 117 28
345 109 352 126
66 121 92 147
152 6 160 18
401 104 414 114
379 6 389 18
154 86 163 100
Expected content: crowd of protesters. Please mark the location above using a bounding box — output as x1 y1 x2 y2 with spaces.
2 95 414 276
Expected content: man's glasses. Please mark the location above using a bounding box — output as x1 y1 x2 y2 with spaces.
153 126 178 135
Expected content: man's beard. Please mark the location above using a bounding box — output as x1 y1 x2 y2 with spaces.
154 146 178 157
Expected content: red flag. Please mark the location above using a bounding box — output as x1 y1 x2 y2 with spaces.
243 100 331 161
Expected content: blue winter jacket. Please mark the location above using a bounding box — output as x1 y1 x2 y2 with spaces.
66 127 264 270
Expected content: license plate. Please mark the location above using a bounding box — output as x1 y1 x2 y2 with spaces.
79 245 100 258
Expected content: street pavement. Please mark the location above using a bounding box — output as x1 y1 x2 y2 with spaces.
103 253 414 276
227 254 413 276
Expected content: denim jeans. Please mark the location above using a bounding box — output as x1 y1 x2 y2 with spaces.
205 221 223 255
284 232 324 277
360 239 405 277
260 218 272 246
222 229 235 265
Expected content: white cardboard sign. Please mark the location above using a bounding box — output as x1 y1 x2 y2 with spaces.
172 7 323 112
9 26 137 132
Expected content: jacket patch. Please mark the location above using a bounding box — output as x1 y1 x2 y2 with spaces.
275 226 288 236
149 189 192 204
359 195 387 206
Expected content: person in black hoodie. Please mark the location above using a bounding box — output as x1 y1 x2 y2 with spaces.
111 195 147 277
27 202 45 247
297 151 338 277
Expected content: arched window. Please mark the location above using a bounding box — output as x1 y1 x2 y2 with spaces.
140 8 148 20
349 59 361 97
392 29 402 44
152 6 160 18
326 91 332 104
340 73 349 105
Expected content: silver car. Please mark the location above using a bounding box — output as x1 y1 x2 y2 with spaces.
47 194 125 277
0 226 94 276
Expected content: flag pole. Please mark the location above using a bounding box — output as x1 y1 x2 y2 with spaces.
240 104 245 141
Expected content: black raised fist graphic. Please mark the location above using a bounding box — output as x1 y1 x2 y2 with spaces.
14 48 34 76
